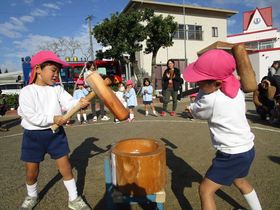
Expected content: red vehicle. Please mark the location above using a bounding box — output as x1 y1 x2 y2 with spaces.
60 59 122 84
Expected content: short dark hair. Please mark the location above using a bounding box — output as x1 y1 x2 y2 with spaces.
143 78 151 86
86 61 94 70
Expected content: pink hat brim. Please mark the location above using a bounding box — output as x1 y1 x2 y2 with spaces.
183 62 216 83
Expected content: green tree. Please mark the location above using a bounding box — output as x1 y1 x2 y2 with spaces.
144 15 177 85
93 9 153 83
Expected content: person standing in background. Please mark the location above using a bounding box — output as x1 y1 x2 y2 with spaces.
161 59 181 116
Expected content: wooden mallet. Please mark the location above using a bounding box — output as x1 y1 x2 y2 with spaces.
85 71 129 121
50 77 112 133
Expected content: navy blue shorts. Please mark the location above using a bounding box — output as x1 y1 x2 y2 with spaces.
128 106 135 109
143 101 152 105
206 147 255 186
21 127 70 163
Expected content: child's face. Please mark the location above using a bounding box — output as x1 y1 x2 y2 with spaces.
196 80 221 94
190 96 196 102
78 84 83 89
118 84 125 91
35 64 60 86
144 80 149 86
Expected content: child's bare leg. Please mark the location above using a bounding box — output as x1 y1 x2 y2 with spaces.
129 108 134 120
233 178 253 194
151 103 156 112
234 178 262 210
145 104 148 112
199 177 222 210
55 155 73 180
25 162 39 185
56 155 78 201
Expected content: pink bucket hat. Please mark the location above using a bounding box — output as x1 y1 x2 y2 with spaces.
183 49 240 98
29 50 69 84
76 79 84 85
126 79 134 86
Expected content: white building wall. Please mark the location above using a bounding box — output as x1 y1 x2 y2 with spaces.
227 29 278 43
248 50 280 83
138 12 228 75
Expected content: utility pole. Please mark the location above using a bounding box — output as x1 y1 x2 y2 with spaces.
86 15 94 61
183 0 187 66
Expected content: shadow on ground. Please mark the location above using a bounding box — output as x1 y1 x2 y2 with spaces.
38 137 111 209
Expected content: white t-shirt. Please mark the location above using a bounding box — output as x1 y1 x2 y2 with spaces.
115 90 127 108
18 84 78 130
189 89 254 154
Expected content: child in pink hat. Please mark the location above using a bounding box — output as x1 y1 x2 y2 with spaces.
125 79 137 122
18 50 90 210
183 49 262 210
73 79 89 124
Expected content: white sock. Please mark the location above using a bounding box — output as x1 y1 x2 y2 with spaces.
63 179 78 201
130 113 134 119
145 111 149 115
83 113 87 121
243 189 262 210
26 182 38 197
77 114 81 122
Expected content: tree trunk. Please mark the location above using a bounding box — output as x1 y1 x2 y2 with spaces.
130 54 143 87
151 50 158 89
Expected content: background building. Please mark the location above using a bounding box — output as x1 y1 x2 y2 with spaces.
123 0 237 89
227 7 280 83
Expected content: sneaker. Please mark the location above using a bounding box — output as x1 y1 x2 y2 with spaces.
145 111 149 116
114 119 120 124
153 111 158 116
83 120 88 124
101 116 110 121
68 196 90 210
92 116 97 122
19 196 38 210
170 111 175 116
161 111 166 117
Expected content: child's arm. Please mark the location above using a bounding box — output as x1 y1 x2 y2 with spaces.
253 89 262 107
57 86 79 111
189 93 214 120
18 90 56 126
147 86 153 95
82 88 89 96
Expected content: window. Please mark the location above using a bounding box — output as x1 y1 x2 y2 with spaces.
259 40 274 49
173 24 203 40
187 25 203 40
245 40 274 50
212 27 218 37
173 24 185 39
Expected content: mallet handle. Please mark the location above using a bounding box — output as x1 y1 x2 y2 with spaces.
50 91 96 133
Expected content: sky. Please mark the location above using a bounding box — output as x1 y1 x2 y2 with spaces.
0 0 279 72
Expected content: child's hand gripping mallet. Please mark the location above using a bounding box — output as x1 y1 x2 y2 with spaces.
50 78 112 133
86 71 129 121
